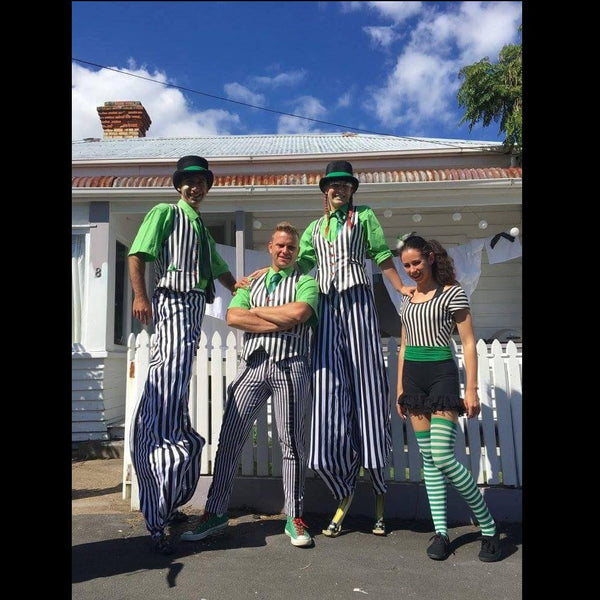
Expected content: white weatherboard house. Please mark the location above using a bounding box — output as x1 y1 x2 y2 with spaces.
72 101 522 449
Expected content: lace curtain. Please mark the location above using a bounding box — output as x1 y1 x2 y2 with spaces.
72 234 85 345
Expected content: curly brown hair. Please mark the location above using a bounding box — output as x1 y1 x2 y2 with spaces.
400 235 458 286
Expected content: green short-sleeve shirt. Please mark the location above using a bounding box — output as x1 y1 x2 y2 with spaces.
129 199 231 282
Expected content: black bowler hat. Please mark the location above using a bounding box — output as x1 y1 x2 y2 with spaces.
172 155 214 190
319 160 359 192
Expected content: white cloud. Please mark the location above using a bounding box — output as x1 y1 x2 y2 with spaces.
363 25 397 49
277 96 327 134
71 62 240 140
224 82 265 106
336 92 351 109
363 1 423 22
453 1 522 63
338 1 366 13
361 1 521 134
408 2 522 64
368 49 458 131
250 70 307 88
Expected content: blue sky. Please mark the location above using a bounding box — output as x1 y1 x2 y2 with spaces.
72 1 522 143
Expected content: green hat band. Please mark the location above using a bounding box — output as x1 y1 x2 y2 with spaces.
183 166 207 172
325 171 354 178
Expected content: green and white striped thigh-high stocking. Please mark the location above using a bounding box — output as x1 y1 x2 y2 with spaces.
430 416 496 536
415 429 448 536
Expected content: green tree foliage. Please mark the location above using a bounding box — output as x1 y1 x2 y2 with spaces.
457 25 522 156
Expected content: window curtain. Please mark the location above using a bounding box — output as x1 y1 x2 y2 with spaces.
72 234 85 345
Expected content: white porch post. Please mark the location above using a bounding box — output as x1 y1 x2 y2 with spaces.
85 202 111 352
234 210 246 350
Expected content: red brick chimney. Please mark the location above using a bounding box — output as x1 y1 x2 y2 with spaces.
97 101 151 139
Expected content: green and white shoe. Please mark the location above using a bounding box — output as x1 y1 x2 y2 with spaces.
285 516 313 547
180 511 229 542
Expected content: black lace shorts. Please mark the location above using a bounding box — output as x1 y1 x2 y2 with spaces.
398 358 465 416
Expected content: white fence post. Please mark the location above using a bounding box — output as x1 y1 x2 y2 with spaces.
505 340 523 487
121 333 136 500
123 329 151 510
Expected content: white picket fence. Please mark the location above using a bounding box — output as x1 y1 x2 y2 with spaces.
122 326 522 508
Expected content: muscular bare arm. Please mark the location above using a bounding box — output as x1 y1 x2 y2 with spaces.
128 254 152 326
227 307 282 333
250 302 313 328
227 302 314 332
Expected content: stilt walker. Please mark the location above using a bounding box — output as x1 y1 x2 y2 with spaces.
128 156 238 554
294 161 414 536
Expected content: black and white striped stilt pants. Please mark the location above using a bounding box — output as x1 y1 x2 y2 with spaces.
205 350 311 518
308 285 392 499
131 287 206 537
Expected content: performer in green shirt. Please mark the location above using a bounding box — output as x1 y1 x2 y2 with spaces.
128 155 237 555
181 222 319 548
296 160 414 537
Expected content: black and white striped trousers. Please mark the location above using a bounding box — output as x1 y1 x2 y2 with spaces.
205 350 311 518
308 285 392 499
131 287 206 538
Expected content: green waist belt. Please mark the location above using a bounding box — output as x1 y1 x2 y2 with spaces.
404 345 452 361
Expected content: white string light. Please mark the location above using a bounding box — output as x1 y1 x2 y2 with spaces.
450 207 520 239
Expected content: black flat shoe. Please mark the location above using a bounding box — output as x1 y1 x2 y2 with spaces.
152 534 175 555
426 532 451 560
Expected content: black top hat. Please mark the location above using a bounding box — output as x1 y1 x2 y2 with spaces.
173 155 214 190
319 160 359 192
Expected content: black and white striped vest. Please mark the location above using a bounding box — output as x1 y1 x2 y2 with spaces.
311 209 371 293
155 205 210 292
241 271 313 363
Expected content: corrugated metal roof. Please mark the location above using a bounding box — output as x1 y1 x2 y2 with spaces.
72 167 521 188
72 133 504 161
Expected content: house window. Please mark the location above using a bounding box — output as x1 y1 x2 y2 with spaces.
116 240 144 344
202 218 236 246
208 223 226 245
114 241 128 345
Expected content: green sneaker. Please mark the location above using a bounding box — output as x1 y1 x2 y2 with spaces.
285 516 313 547
180 511 229 542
